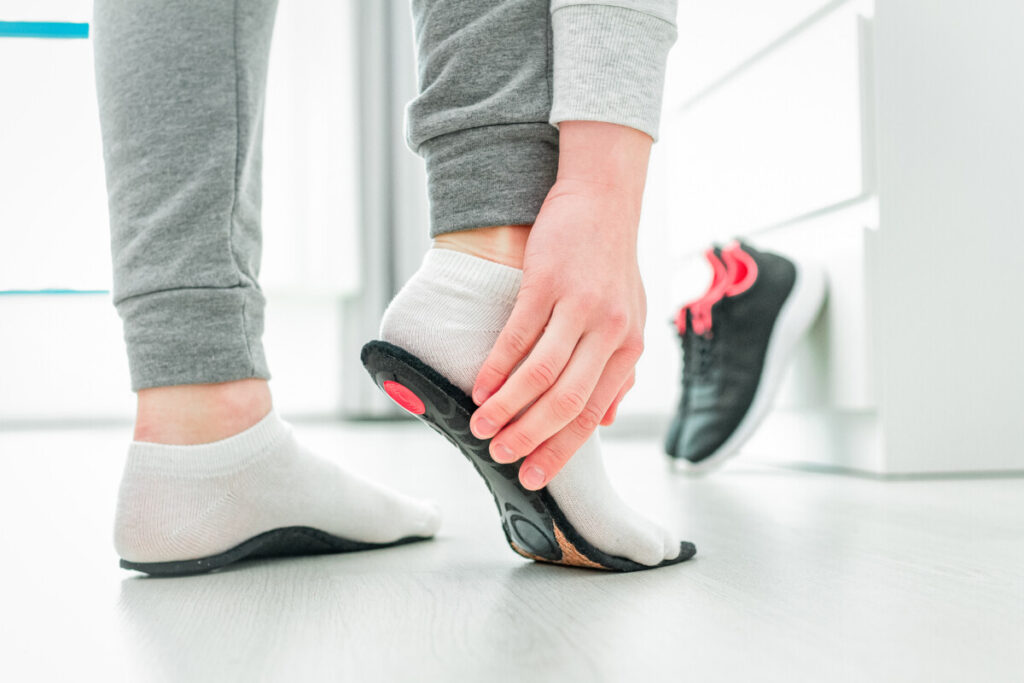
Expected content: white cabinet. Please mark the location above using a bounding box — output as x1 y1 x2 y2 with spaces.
636 0 1024 474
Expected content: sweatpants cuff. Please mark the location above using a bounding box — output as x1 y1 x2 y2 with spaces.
420 123 559 237
117 286 270 391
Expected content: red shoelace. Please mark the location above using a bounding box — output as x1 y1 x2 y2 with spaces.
674 242 759 336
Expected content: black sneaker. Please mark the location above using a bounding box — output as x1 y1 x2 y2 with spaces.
665 240 827 473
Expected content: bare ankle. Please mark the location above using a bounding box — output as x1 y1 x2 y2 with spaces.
133 379 273 444
433 224 531 269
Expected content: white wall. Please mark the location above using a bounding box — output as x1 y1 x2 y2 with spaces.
0 20 109 291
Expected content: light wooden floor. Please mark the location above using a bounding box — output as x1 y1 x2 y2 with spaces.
1 421 1021 682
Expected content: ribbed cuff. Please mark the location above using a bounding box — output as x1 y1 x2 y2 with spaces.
549 3 678 142
424 248 523 305
117 286 270 391
419 123 559 237
125 409 289 478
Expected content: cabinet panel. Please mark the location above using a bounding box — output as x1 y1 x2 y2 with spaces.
754 214 875 412
668 0 837 106
871 0 1024 473
663 5 868 258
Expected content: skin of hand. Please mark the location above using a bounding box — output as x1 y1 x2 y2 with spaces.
469 120 653 491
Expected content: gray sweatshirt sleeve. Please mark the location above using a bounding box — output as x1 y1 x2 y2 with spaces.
549 0 678 142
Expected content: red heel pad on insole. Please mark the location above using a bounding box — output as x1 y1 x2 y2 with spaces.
383 380 426 415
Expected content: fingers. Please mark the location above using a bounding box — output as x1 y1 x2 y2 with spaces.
487 332 609 465
470 305 584 440
600 370 635 426
507 345 642 490
470 285 550 407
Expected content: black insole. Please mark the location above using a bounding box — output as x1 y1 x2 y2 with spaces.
120 527 426 577
361 340 696 572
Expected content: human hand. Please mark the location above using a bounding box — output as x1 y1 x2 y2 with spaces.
468 121 653 490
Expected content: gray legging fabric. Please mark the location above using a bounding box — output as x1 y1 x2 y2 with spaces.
92 0 676 391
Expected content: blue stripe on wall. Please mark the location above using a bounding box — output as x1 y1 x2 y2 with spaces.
0 289 109 296
0 21 89 39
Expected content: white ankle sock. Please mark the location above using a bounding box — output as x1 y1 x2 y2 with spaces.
381 248 680 566
114 410 441 563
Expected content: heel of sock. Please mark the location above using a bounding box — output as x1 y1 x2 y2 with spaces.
379 249 522 396
113 474 238 563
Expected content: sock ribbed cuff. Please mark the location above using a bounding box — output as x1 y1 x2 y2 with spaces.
423 248 523 305
124 409 290 478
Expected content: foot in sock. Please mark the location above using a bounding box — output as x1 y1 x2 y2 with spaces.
377 247 691 569
115 409 441 575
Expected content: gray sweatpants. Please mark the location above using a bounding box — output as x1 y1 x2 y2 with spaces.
93 0 676 391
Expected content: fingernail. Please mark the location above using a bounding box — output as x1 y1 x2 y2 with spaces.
492 442 516 463
472 388 491 406
521 465 546 490
474 416 497 438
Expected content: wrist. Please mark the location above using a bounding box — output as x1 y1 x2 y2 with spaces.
555 120 652 198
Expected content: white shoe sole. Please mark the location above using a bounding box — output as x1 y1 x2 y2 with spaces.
674 260 828 476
